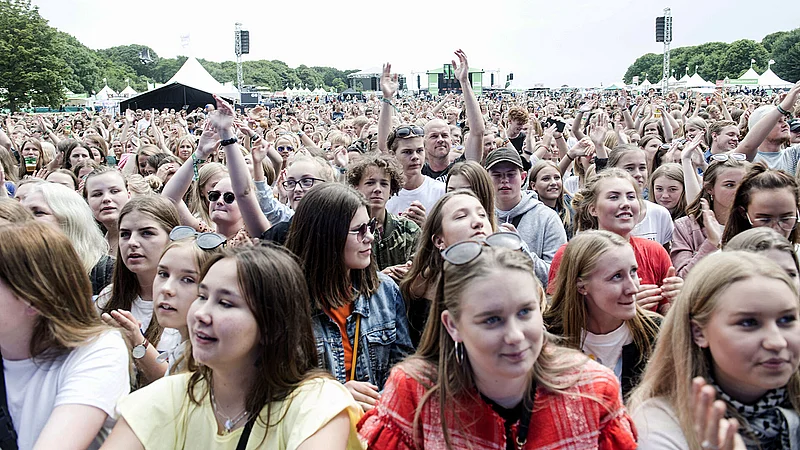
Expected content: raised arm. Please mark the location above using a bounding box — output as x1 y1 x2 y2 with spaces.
736 81 800 161
454 50 484 162
211 95 271 237
680 135 704 201
378 63 398 154
431 93 453 116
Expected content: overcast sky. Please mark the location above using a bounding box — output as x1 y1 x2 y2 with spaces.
33 0 797 89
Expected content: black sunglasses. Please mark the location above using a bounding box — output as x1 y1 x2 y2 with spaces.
169 226 226 250
207 190 235 204
394 125 424 139
441 232 524 265
348 217 378 241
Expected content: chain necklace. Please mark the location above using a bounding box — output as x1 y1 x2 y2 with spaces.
209 384 249 434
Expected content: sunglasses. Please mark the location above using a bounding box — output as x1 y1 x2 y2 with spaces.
348 217 377 241
169 226 226 250
441 232 524 265
394 125 424 139
207 190 235 204
710 153 746 162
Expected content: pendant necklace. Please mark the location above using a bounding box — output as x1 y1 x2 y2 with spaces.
209 384 249 434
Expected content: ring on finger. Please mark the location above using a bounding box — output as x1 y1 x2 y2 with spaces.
700 441 719 450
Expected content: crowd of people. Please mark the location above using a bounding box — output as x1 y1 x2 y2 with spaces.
1 48 800 449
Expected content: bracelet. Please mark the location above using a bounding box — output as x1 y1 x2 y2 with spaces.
220 136 238 147
382 97 399 113
523 150 533 155
191 153 205 181
565 153 574 160
777 104 792 117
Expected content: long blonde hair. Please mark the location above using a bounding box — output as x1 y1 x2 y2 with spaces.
404 246 586 449
571 168 644 233
628 251 800 449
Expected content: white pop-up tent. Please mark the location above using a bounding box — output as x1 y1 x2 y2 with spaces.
166 57 239 99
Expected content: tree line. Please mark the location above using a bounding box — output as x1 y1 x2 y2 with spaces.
623 28 800 86
0 0 357 111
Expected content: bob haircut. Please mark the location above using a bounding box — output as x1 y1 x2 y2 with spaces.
0 221 107 361
447 160 497 225
28 182 108 272
285 183 378 309
628 251 799 449
721 163 800 245
187 244 328 441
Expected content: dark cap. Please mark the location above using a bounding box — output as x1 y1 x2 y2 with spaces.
790 119 800 133
485 147 524 170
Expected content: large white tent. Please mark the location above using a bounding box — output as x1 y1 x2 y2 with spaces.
166 57 239 99
687 72 714 89
95 84 117 100
758 68 793 88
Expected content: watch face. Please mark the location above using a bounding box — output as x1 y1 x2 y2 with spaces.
132 345 146 359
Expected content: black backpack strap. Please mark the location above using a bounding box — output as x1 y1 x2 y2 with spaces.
510 214 524 229
235 418 254 450
0 358 18 450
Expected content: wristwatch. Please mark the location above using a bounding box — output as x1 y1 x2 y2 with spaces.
132 337 149 359
220 136 238 147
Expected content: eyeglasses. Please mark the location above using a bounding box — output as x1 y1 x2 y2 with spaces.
277 146 295 153
207 190 235 204
281 177 325 190
710 153 746 162
169 226 226 250
746 211 800 231
440 232 524 265
348 217 377 241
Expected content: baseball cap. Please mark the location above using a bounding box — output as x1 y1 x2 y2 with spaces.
748 105 776 130
790 119 800 133
485 147 523 170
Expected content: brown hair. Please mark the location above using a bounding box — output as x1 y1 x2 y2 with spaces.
446 161 497 223
721 163 800 245
648 163 687 220
685 158 748 229
507 106 530 124
0 222 108 361
571 169 644 233
528 160 571 231
724 227 800 274
0 197 33 223
346 152 404 196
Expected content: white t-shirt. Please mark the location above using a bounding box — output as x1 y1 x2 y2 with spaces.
386 176 446 216
633 200 674 245
581 324 633 379
3 331 130 450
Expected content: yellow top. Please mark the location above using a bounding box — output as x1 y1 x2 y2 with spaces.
118 373 364 450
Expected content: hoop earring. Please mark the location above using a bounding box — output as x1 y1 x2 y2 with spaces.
455 341 465 365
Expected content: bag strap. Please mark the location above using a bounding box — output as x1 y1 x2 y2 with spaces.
510 214 524 229
235 418 254 450
0 357 18 450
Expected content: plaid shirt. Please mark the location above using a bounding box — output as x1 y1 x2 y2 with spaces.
373 212 420 271
358 356 637 449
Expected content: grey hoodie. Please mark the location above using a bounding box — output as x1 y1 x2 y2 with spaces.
496 191 568 285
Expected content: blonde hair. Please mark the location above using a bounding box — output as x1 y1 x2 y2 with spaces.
572 168 644 233
29 182 109 272
628 251 800 449
189 162 228 225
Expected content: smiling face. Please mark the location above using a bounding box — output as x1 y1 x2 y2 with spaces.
652 176 683 211
442 269 544 394
118 211 171 276
86 172 130 227
154 245 200 335
694 275 800 403
532 165 563 204
589 178 641 237
580 245 639 332
355 166 390 211
712 126 740 153
435 194 491 249
188 258 259 371
343 206 374 271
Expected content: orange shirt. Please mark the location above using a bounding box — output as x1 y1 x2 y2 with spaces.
326 303 356 380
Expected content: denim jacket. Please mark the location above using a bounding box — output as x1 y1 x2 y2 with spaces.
311 272 414 390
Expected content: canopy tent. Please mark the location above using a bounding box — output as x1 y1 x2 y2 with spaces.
758 68 793 88
95 85 117 100
120 85 138 97
312 87 327 95
727 67 760 86
120 57 238 112
636 78 653 91
603 82 626 91
687 73 714 89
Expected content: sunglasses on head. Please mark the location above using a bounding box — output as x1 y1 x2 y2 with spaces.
710 153 746 162
394 125 424 139
207 190 235 204
348 217 378 241
169 226 226 250
441 232 524 265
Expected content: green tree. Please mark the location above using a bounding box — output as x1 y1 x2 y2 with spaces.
771 28 800 83
0 0 68 111
718 39 769 79
762 31 789 53
623 53 662 84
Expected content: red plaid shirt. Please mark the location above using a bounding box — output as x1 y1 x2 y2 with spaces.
358 357 637 449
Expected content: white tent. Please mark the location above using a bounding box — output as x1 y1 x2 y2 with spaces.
166 57 239 99
758 68 793 88
313 87 326 95
120 85 138 97
96 84 117 100
687 73 714 89
638 78 652 90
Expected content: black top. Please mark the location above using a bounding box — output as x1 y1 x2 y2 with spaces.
260 219 292 246
422 153 466 183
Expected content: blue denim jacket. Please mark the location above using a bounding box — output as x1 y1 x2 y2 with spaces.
311 272 414 390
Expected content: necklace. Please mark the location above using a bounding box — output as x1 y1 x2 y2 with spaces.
209 384 249 434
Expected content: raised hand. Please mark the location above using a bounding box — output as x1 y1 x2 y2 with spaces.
692 377 746 450
196 121 220 160
381 63 399 99
453 49 470 83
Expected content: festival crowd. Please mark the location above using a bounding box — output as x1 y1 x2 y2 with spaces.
2 49 800 449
